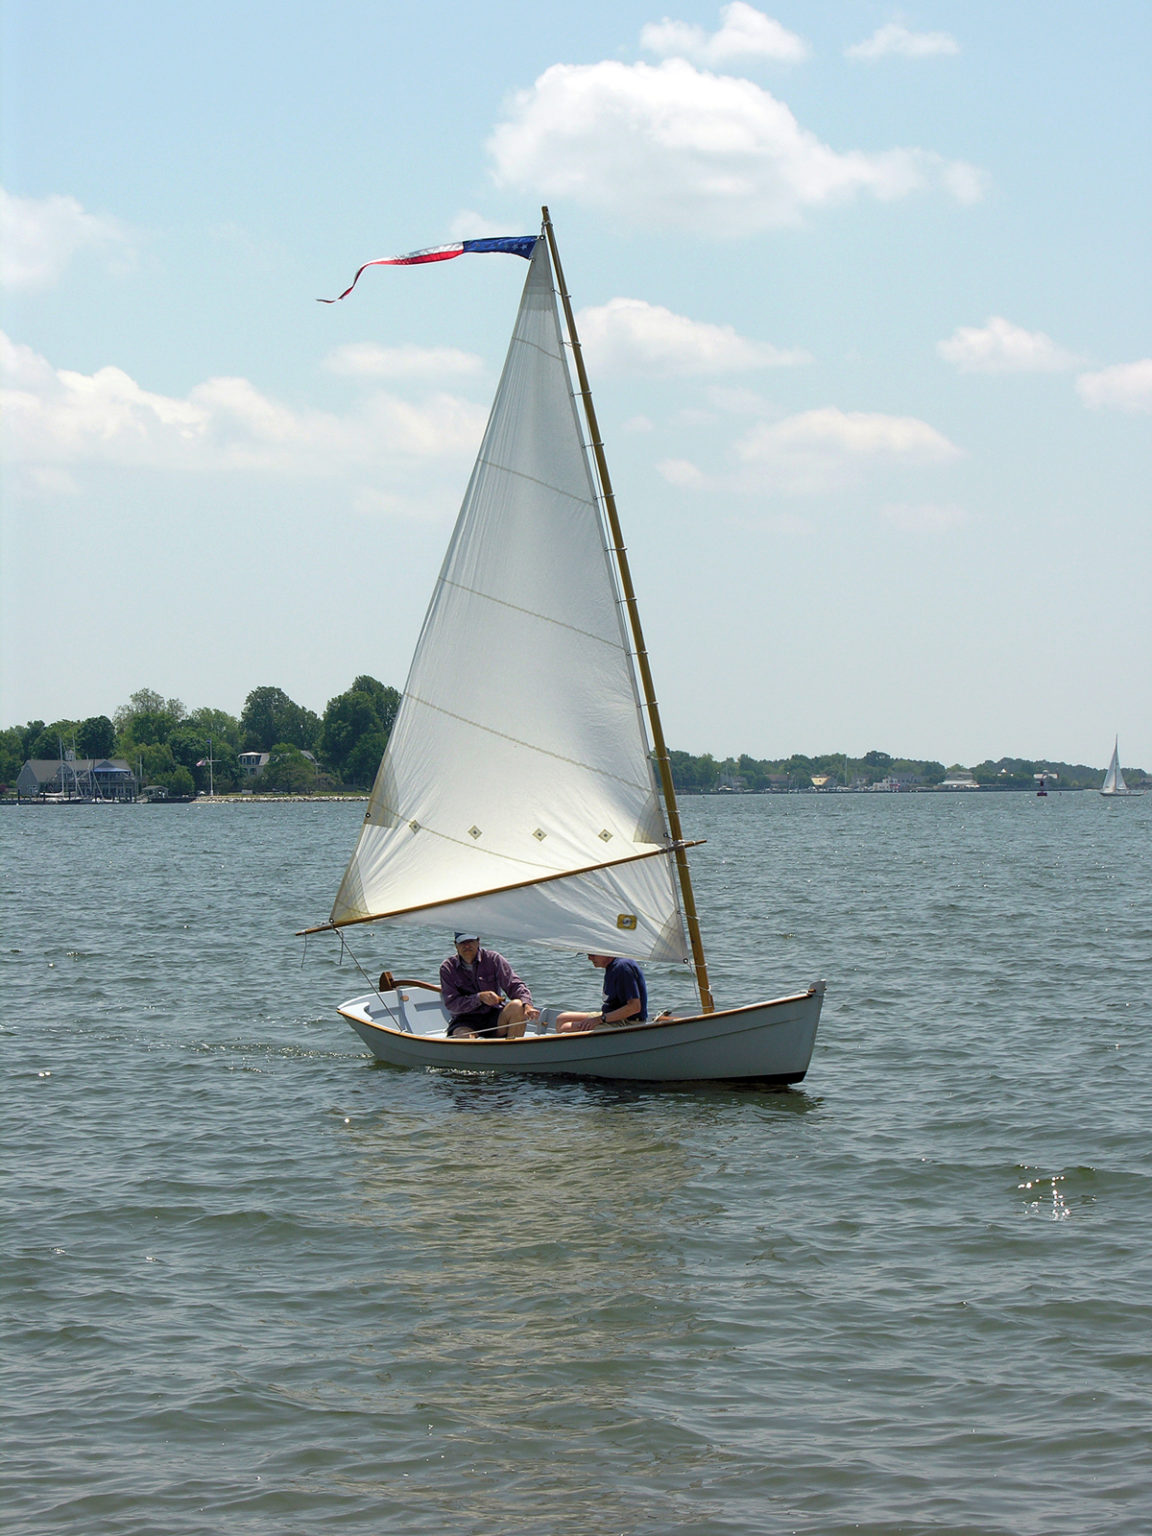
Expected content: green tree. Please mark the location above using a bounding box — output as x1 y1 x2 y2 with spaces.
187 706 241 751
343 729 387 787
21 721 46 758
319 676 400 784
26 720 81 760
348 674 400 730
257 743 319 794
115 689 187 751
76 715 116 757
135 743 176 785
240 686 319 752
166 765 196 797
0 726 24 789
782 754 814 788
182 707 242 793
738 753 767 792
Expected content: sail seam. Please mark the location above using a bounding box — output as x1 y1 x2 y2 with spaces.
360 814 649 872
402 690 653 791
437 576 620 650
471 454 597 515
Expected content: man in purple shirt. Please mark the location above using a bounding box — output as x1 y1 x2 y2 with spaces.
439 933 539 1039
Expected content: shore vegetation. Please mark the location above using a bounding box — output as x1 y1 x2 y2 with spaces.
2 685 1143 796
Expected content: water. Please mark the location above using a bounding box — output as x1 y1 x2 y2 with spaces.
2 793 1150 1535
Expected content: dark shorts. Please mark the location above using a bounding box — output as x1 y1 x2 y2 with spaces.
447 1007 503 1038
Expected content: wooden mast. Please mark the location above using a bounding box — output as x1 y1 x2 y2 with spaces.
542 207 715 1013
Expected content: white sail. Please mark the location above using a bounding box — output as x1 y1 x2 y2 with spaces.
1101 738 1128 795
331 237 690 964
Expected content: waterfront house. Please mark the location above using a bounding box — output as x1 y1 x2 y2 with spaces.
17 758 138 802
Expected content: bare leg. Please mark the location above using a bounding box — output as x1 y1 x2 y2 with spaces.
554 1011 598 1034
497 1000 529 1038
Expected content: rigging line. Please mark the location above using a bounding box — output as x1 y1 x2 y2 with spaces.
336 929 406 1029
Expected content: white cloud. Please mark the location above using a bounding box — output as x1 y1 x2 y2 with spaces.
1075 359 1152 414
447 208 528 240
324 342 483 379
846 23 960 61
641 4 809 66
736 406 961 492
0 331 487 483
0 187 134 289
577 297 808 374
938 316 1078 373
658 458 706 487
488 59 984 233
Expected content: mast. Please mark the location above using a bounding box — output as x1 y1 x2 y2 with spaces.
542 207 715 1013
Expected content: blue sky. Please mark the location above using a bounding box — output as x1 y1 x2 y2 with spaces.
2 1 1149 769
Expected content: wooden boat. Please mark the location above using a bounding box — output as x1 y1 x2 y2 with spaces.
304 210 825 1082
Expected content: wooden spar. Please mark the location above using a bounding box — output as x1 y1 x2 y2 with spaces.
298 840 705 937
541 207 715 1014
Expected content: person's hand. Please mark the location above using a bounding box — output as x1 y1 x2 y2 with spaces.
478 989 502 1007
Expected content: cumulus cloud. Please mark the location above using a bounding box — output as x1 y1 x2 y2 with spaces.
657 458 707 487
736 406 961 493
0 331 487 483
0 187 134 289
577 297 808 374
488 58 984 233
938 316 1078 373
641 3 809 65
1075 359 1152 413
324 342 484 379
846 23 960 61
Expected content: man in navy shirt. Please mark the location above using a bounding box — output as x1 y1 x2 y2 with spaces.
555 954 648 1034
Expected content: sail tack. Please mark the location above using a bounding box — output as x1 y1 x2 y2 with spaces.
330 239 690 963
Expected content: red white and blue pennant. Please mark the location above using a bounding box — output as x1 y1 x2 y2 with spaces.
319 236 538 302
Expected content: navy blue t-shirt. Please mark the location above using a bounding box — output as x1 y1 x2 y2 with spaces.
602 957 647 1021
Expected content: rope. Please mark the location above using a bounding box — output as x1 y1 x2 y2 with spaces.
334 930 408 1031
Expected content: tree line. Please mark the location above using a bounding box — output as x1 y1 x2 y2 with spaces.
667 748 1134 793
0 679 399 797
2 686 1135 796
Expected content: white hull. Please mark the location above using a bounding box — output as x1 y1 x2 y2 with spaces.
338 981 824 1083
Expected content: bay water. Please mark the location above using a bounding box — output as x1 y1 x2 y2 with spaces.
2 792 1150 1535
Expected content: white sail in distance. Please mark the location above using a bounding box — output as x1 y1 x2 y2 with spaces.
1102 738 1128 795
330 237 691 964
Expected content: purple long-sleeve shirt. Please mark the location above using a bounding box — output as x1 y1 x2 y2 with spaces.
439 947 533 1020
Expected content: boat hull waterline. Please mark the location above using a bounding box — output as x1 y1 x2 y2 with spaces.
339 982 825 1083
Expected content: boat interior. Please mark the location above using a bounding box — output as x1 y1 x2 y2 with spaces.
355 983 575 1039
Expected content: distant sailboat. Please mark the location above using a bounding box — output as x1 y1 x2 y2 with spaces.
1100 737 1142 797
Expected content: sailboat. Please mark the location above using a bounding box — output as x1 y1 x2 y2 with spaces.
304 210 825 1082
1100 737 1143 797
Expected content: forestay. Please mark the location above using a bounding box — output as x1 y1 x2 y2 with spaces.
330 238 690 964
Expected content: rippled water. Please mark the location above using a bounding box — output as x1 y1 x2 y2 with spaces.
3 793 1150 1534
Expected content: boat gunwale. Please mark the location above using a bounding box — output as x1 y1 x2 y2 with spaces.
337 981 825 1045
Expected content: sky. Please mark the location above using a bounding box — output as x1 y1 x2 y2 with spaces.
2 0 1149 771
